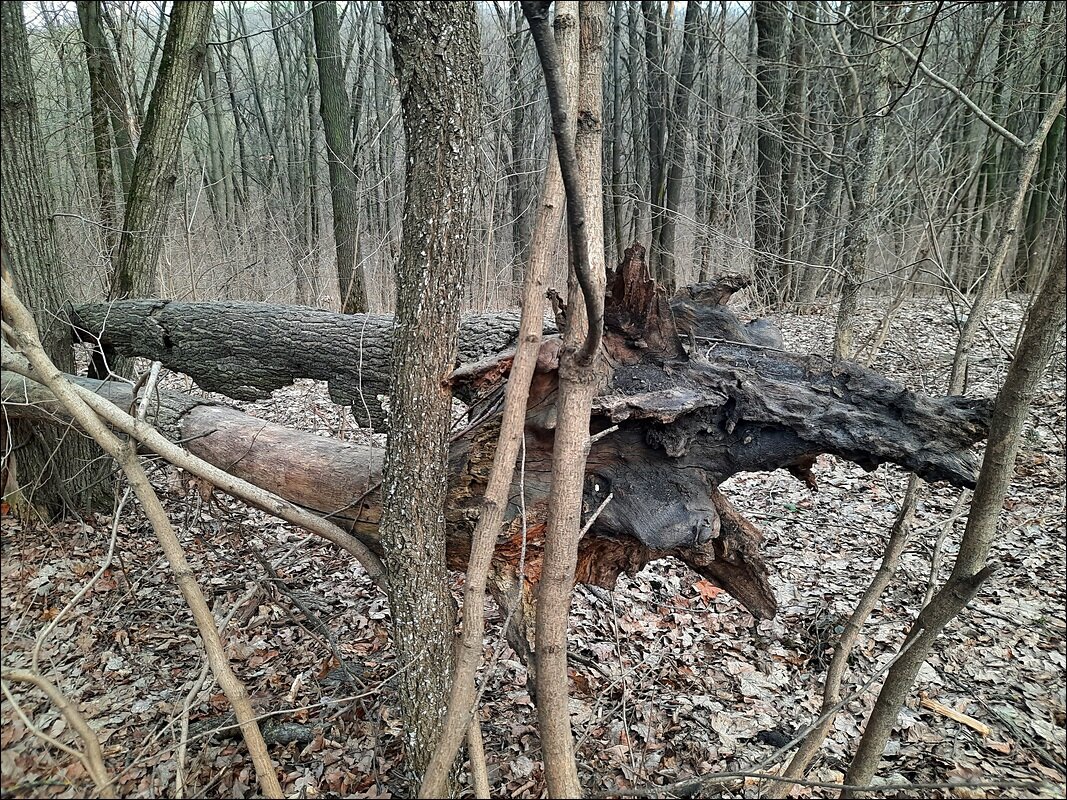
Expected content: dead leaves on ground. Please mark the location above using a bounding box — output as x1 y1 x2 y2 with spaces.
2 298 1064 798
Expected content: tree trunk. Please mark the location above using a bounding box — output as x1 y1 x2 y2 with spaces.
608 2 625 264
110 0 213 301
642 0 668 278
779 6 810 302
271 5 315 304
197 43 235 234
72 301 554 433
1012 0 1065 291
528 2 607 793
0 3 110 516
656 0 701 293
381 1 481 787
78 1 121 257
753 0 785 305
77 0 135 198
507 7 537 287
313 0 368 314
833 2 891 361
627 3 651 248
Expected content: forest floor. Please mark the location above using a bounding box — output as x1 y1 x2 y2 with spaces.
1 296 1064 799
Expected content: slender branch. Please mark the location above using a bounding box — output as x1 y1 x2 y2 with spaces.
837 9 1025 149
1 284 284 800
1 668 115 796
207 5 313 47
520 0 603 364
0 349 387 588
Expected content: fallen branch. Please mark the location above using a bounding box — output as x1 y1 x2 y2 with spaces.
0 346 387 589
0 667 114 796
919 695 992 737
1 284 284 799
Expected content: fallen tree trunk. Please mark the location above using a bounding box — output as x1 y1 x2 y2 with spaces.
68 279 790 432
0 364 775 616
70 302 556 432
10 244 991 635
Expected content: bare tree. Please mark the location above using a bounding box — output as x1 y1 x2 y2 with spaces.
78 0 135 255
753 0 785 304
313 0 368 313
109 0 213 300
654 0 701 292
1 2 109 515
522 2 608 795
379 0 481 786
832 2 892 361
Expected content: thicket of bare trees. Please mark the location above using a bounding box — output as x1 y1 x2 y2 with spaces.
14 1 1063 315
2 1 1065 798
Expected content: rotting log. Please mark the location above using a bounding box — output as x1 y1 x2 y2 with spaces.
11 244 992 643
0 364 777 619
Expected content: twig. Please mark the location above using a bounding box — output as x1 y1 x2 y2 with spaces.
31 487 129 676
589 424 619 445
1 668 115 796
176 659 212 798
579 492 613 537
207 5 313 46
768 476 921 797
836 9 1025 150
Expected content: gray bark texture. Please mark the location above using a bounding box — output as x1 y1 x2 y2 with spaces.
380 0 482 785
71 301 556 431
1 2 111 515
110 0 212 300
312 0 367 314
753 0 785 304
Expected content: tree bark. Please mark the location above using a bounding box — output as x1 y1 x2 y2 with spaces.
0 2 110 516
832 2 891 361
656 0 701 293
78 1 121 257
420 9 571 790
77 1 136 198
313 0 368 314
8 249 995 646
381 1 481 787
71 301 554 432
779 6 810 301
110 0 213 301
2 290 284 799
526 2 607 794
641 0 668 279
753 0 786 304
627 3 651 248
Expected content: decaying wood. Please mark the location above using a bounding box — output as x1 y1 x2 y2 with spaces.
10 243 992 629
